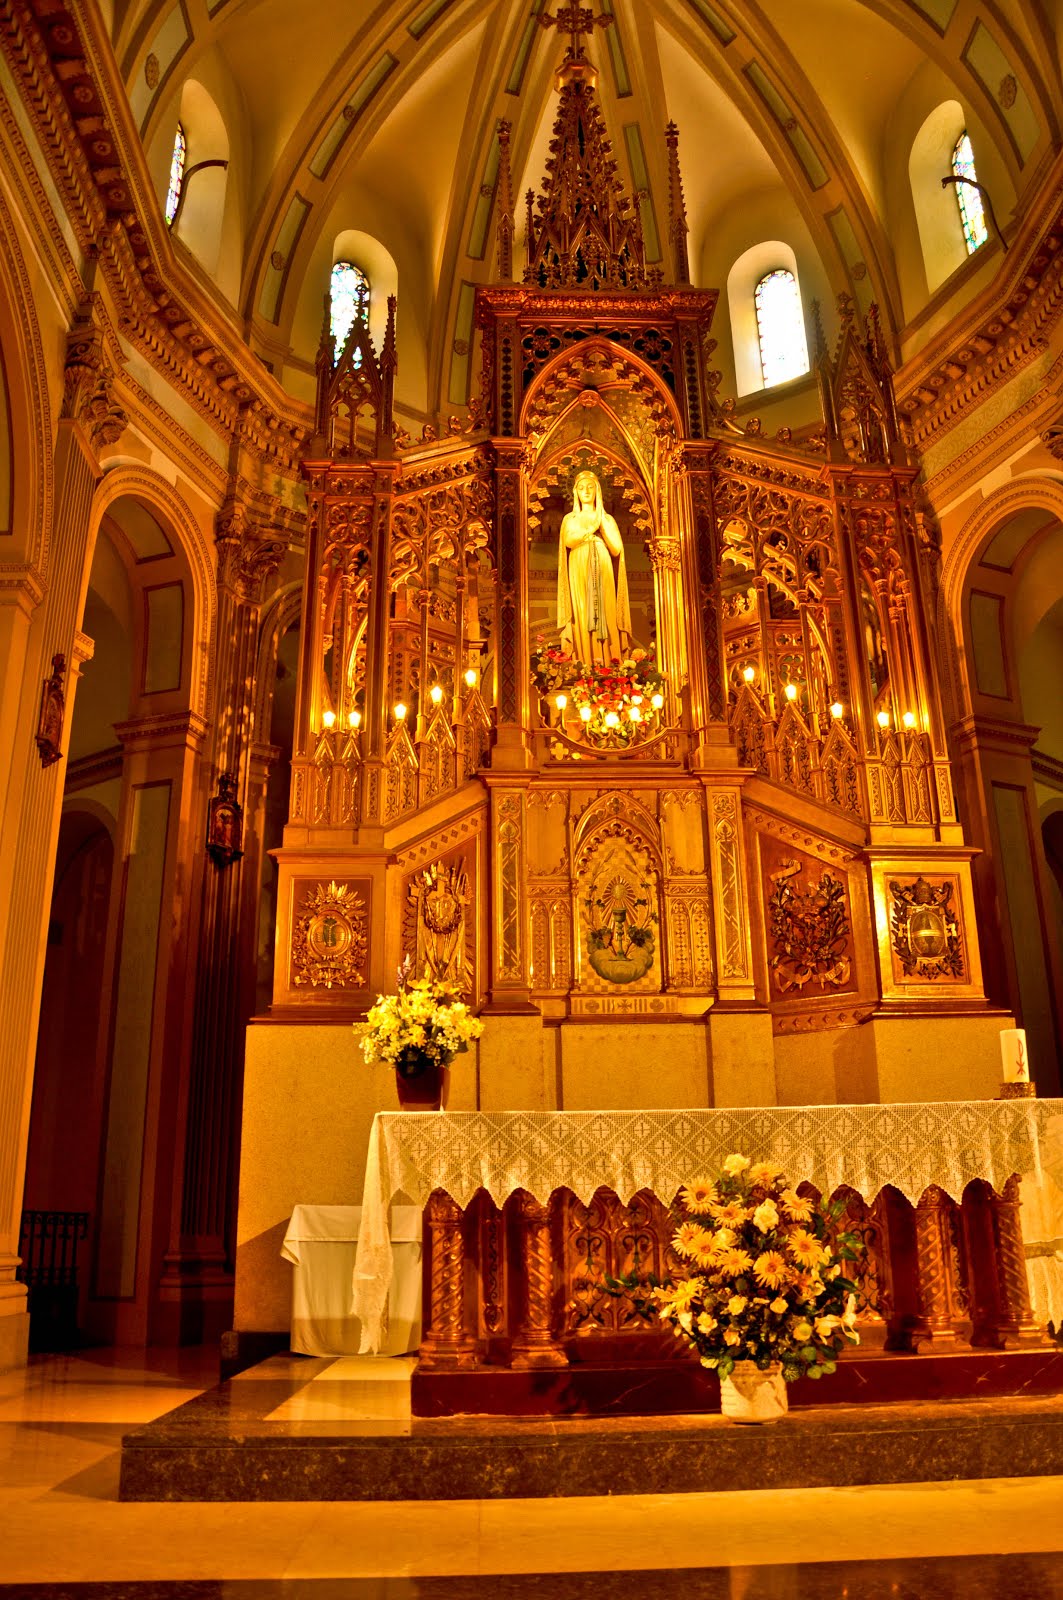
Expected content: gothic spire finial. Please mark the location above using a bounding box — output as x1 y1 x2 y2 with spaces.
496 120 514 282
665 121 690 286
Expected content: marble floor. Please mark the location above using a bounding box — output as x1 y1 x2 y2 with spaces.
1 1347 1062 1599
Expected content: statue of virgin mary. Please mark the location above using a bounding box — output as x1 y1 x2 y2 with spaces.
556 471 632 666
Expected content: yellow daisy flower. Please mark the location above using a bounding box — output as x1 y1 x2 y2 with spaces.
781 1188 814 1223
753 1250 787 1289
788 1228 828 1267
681 1180 718 1209
673 1221 710 1259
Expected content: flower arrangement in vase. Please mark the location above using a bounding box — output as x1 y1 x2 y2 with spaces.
358 957 484 1109
616 1154 862 1423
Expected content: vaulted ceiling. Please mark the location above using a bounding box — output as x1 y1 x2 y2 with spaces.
108 0 1062 421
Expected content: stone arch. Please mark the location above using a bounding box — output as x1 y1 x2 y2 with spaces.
90 467 216 720
0 187 52 572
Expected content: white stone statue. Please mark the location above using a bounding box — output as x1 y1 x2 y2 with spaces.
556 470 632 667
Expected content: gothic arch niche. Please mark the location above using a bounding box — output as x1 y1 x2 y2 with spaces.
573 797 664 997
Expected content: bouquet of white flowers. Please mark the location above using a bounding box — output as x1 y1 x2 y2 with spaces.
359 959 483 1078
650 1154 862 1384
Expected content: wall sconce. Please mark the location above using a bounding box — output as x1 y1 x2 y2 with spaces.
902 711 917 729
877 710 890 729
393 702 408 722
430 684 444 706
830 702 844 720
322 709 336 729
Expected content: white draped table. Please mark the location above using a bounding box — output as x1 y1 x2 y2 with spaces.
351 1099 1063 1354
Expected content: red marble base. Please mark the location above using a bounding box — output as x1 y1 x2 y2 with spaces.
411 1346 1063 1418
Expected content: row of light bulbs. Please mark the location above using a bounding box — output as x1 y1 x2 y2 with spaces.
320 668 481 732
740 663 918 729
554 689 665 729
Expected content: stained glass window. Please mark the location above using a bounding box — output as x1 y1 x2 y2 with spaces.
330 261 371 357
165 123 186 227
754 268 809 388
951 132 988 254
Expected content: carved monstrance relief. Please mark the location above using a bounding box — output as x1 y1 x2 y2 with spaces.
888 876 965 984
577 824 661 994
291 879 369 990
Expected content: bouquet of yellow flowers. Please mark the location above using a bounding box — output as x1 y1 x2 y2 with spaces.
359 959 484 1077
651 1154 862 1384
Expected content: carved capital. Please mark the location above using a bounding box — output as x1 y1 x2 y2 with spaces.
215 499 287 603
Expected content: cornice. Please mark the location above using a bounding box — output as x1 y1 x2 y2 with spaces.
64 743 122 791
896 154 1063 452
1032 749 1063 791
0 0 312 475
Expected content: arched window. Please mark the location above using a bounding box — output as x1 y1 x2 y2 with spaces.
951 132 988 255
754 269 809 388
164 123 186 227
330 262 371 356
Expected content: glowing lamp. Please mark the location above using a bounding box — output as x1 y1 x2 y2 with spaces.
555 693 568 711
631 694 643 705
629 706 642 723
902 710 917 729
650 692 664 711
742 665 756 683
830 702 844 720
393 702 408 722
430 684 444 706
322 710 336 729
877 711 890 729
784 683 799 702
348 709 362 729
579 705 593 723
604 711 620 728
464 668 478 688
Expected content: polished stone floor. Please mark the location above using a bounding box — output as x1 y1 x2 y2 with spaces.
0 1347 1062 1598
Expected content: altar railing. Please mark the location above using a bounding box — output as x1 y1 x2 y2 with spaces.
352 1102 1063 1368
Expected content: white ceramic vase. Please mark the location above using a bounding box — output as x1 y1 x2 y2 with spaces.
719 1360 788 1424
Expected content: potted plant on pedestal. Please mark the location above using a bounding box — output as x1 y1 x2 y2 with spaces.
643 1154 862 1422
359 959 484 1110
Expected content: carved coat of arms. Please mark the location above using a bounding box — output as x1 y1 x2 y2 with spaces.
889 876 964 981
767 859 852 993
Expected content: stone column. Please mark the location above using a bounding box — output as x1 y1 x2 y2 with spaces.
0 304 124 1367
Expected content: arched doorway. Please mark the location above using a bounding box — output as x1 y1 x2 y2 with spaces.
947 493 1063 1088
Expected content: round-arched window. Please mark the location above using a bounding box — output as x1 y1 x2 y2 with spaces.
753 268 809 388
165 123 186 227
330 262 371 356
951 132 989 255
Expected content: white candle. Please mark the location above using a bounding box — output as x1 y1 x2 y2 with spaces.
1000 1029 1031 1084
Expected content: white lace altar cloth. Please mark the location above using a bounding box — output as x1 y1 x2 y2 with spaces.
351 1099 1063 1353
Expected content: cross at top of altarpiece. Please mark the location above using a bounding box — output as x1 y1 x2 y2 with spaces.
539 3 613 63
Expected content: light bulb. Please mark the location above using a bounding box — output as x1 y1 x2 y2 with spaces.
629 706 642 723
348 709 362 729
604 710 620 728
393 702 407 722
651 692 664 710
784 683 798 702
830 702 844 720
902 710 917 729
579 704 592 723
742 665 755 683
322 709 336 729
555 693 568 711
430 684 444 705
877 711 890 729
631 694 643 705
464 667 477 688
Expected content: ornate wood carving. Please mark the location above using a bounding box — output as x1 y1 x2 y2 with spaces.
510 1192 567 1368
910 1185 971 1350
420 1191 478 1369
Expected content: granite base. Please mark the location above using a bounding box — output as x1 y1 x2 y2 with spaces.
119 1352 1063 1503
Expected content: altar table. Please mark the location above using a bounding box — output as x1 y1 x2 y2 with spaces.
351 1101 1063 1358
282 1203 422 1356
